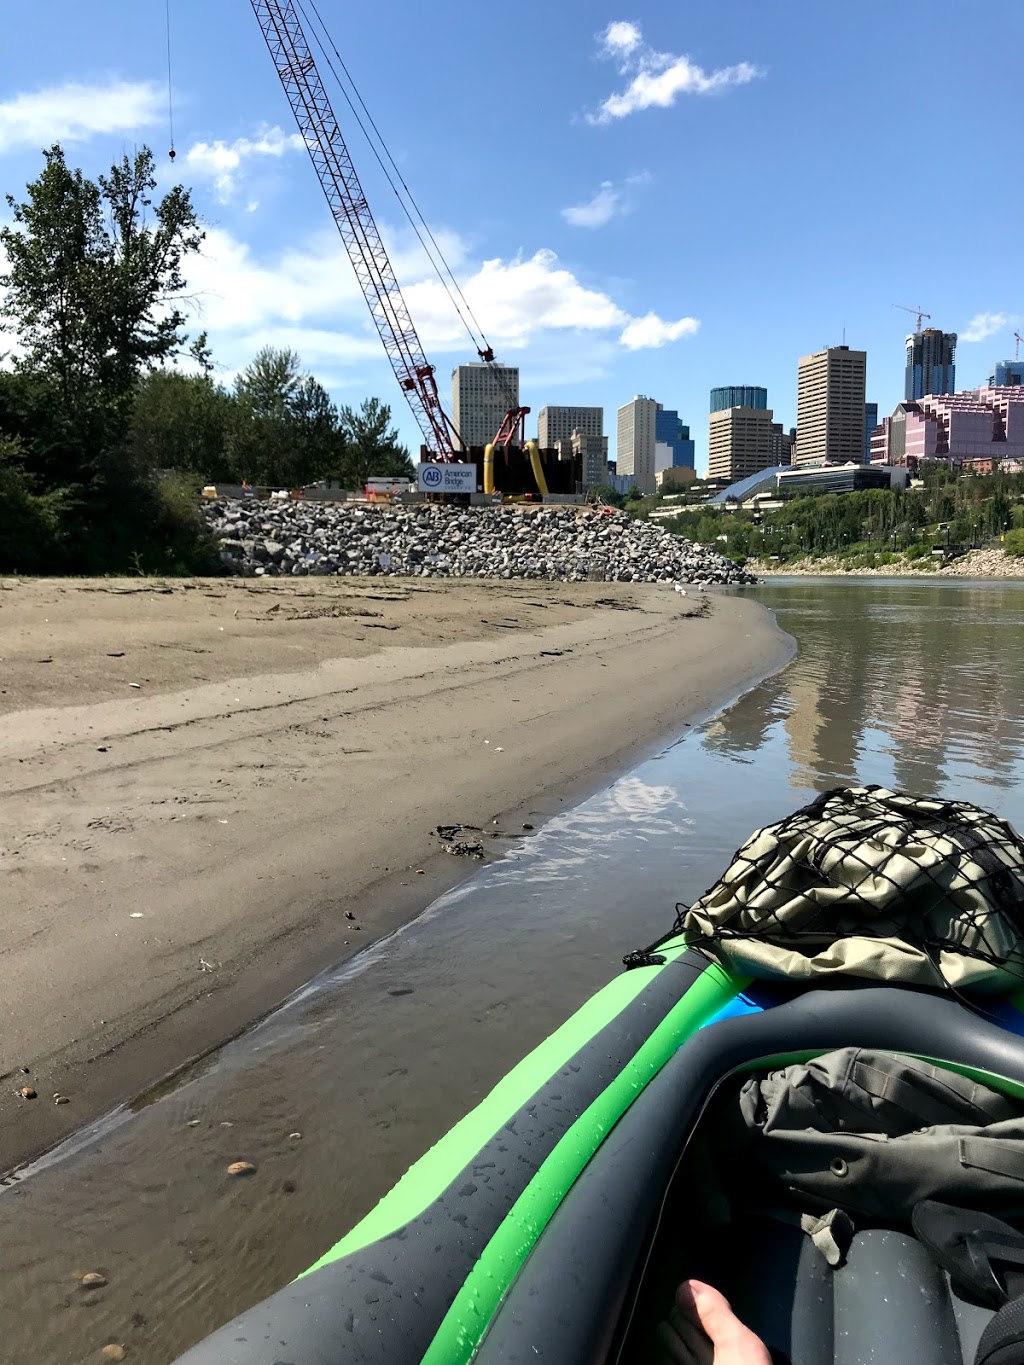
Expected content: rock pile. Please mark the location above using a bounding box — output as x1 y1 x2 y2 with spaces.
939 548 1024 579
204 501 757 586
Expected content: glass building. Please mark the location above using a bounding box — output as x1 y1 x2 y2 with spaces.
710 385 768 413
655 405 696 468
990 362 1024 387
864 402 878 463
904 330 956 401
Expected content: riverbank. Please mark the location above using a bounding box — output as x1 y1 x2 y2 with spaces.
0 575 790 1173
749 548 1024 578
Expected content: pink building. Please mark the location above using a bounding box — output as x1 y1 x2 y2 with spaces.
870 385 1024 468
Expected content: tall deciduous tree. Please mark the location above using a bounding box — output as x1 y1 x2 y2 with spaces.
0 144 213 573
1 144 203 434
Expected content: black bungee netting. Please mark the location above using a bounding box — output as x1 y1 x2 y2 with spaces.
627 786 1024 992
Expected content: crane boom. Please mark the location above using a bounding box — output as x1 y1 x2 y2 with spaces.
894 303 931 332
249 0 459 457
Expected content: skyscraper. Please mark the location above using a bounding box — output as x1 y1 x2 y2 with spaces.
710 386 768 414
655 406 696 470
451 363 520 449
616 396 659 494
904 330 956 401
554 431 609 489
708 406 778 482
795 345 867 466
864 402 878 463
771 424 796 467
990 361 1024 387
537 406 602 447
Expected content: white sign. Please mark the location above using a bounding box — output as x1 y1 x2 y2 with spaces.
417 462 477 494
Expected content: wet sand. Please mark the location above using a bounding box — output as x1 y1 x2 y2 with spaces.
0 575 789 1178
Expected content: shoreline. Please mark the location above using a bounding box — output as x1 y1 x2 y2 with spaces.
749 548 1024 579
0 576 792 1174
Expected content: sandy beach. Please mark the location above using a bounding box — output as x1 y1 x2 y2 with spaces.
0 575 790 1172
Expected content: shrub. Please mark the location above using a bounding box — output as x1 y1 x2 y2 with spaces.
1004 528 1024 557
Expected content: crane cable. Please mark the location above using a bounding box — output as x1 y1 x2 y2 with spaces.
296 0 519 414
299 0 489 352
165 0 177 159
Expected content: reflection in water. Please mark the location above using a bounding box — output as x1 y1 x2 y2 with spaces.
709 580 1024 813
2 582 1024 1364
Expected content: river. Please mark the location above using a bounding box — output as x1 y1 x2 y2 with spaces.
4 579 1024 1364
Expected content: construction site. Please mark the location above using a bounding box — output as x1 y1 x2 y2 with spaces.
235 1 587 505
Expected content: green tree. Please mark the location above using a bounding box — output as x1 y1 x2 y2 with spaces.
338 397 413 487
0 433 67 572
129 369 235 480
590 483 625 508
0 144 212 574
229 346 346 486
1 144 203 436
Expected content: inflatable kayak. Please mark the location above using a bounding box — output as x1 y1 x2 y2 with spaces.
178 787 1024 1365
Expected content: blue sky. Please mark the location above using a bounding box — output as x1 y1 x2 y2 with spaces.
1 0 1021 472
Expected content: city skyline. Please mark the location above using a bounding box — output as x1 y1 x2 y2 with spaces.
502 322 1015 477
3 3 1015 477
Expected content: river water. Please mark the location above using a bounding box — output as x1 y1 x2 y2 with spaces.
4 579 1024 1364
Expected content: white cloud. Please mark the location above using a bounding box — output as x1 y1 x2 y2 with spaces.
184 127 305 201
619 312 700 349
960 311 1019 344
0 80 162 155
180 227 698 382
404 249 630 347
601 20 643 59
589 22 761 124
561 171 651 229
562 182 621 229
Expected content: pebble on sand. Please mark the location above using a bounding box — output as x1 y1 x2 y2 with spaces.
79 1272 108 1290
101 1346 127 1361
17 1086 37 1100
226 1161 257 1178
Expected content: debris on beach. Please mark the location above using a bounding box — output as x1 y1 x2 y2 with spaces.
434 824 485 858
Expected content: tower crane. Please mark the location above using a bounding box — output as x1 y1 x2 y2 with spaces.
1015 331 1023 362
248 0 528 458
894 304 931 332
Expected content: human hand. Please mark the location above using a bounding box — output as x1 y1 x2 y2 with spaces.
658 1279 772 1365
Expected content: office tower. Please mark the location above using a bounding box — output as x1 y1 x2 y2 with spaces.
451 363 520 449
710 385 768 414
616 396 659 494
795 345 867 465
905 330 956 401
708 405 778 482
537 406 603 447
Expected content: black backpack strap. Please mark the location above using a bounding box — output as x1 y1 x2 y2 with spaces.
912 1200 1024 1311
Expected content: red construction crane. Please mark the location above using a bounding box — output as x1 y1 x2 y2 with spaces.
249 0 526 457
894 304 931 331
